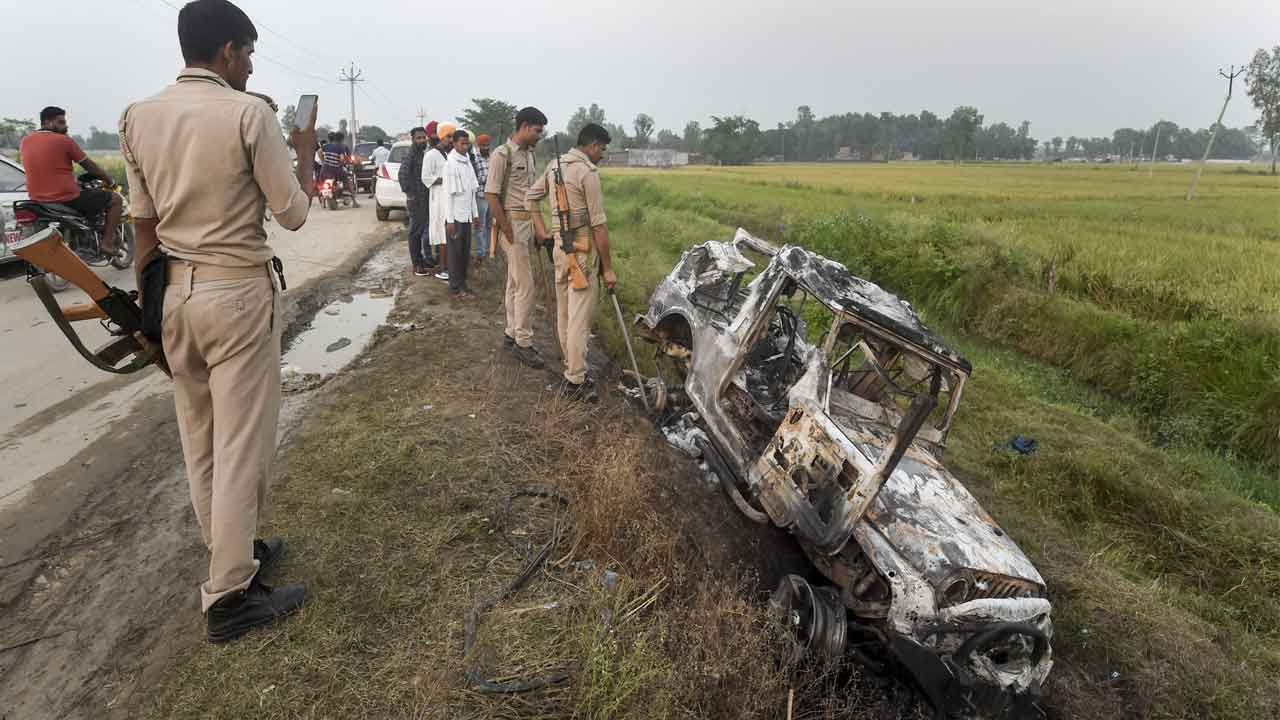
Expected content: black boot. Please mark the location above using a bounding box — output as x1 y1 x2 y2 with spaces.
510 343 546 369
559 379 599 403
253 536 286 575
207 577 307 644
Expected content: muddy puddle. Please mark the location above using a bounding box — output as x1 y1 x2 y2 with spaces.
281 243 406 378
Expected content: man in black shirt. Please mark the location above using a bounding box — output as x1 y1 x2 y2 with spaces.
398 126 434 274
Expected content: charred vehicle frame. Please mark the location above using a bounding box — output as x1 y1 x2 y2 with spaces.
636 229 1053 716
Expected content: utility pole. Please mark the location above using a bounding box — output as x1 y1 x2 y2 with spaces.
339 62 364 143
1187 64 1244 200
1149 124 1162 177
416 107 426 129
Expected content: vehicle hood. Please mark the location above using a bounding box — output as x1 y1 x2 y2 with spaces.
859 445 1045 591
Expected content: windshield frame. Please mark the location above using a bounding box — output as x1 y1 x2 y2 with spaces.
820 312 968 448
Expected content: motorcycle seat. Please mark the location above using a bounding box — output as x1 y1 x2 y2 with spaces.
39 203 82 216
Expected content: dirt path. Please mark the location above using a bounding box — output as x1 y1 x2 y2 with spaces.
0 205 404 720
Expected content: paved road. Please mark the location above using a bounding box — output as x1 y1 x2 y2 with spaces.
0 204 394 512
0 202 405 719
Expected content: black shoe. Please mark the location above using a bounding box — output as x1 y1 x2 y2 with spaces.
510 343 545 370
503 335 515 350
560 379 599 403
254 536 285 575
207 578 307 644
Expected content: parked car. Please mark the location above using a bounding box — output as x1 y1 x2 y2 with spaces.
374 140 411 222
1 154 29 265
352 141 383 197
636 229 1053 716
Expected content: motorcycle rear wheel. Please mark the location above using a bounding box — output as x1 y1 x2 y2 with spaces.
327 195 338 211
109 225 135 270
45 273 72 293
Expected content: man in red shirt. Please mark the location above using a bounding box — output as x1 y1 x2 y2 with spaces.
20 106 125 253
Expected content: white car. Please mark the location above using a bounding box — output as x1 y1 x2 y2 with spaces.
374 140 411 221
1 154 29 265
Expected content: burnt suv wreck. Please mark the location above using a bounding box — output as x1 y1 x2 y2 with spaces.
636 229 1052 715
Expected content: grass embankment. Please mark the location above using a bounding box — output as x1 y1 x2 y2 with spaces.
608 165 1280 477
592 167 1280 719
144 262 917 719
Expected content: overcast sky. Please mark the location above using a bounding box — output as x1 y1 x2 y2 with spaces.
3 0 1276 142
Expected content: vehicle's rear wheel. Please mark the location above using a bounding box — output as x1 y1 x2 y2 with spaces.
376 202 390 221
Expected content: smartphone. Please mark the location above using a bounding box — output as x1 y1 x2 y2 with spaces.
294 94 318 130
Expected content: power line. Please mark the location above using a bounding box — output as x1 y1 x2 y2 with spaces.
143 0 339 87
256 54 339 86
254 19 336 66
358 84 414 129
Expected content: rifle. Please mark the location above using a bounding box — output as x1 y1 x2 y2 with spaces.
552 137 591 291
12 219 170 377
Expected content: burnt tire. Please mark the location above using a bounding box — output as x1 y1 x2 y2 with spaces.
769 575 848 661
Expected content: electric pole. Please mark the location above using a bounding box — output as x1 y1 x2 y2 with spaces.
1187 64 1245 200
416 107 426 129
1149 123 1162 177
339 62 364 143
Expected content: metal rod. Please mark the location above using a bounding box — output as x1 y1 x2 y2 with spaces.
609 289 650 412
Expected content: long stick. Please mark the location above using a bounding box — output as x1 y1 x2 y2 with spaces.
609 289 649 413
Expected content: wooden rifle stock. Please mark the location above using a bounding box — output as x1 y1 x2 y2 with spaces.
552 138 590 291
13 224 170 376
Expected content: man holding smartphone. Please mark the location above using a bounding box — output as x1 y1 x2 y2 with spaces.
118 0 316 644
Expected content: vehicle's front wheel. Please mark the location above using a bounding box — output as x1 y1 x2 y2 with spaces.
375 202 390 221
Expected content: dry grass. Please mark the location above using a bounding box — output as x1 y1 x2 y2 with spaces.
141 257 925 719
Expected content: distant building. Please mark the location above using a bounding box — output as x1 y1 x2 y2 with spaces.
602 149 689 168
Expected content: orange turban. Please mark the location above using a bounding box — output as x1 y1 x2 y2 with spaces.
476 133 491 144
437 122 457 140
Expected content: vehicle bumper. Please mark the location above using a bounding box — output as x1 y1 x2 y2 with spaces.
375 177 406 209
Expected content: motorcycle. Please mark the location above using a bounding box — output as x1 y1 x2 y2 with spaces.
318 165 357 211
11 176 135 293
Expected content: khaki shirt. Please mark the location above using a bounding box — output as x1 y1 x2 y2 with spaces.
119 67 308 268
526 148 607 230
483 140 536 212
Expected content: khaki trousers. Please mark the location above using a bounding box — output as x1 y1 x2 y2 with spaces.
162 263 281 612
501 216 536 348
552 237 597 384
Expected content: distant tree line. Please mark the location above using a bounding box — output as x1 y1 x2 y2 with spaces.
450 98 1264 166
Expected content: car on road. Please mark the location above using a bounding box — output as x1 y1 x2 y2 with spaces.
1 154 29 266
374 140 411 222
636 229 1053 716
353 140 387 197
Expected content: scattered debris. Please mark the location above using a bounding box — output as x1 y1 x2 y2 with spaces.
324 308 340 316
325 337 352 353
636 228 1053 714
999 436 1040 456
660 412 708 458
331 488 352 496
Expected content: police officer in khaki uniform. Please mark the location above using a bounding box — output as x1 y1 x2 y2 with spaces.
527 123 617 401
119 0 313 643
485 107 547 369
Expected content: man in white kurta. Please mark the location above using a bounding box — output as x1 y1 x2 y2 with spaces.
421 122 455 281
443 129 480 297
